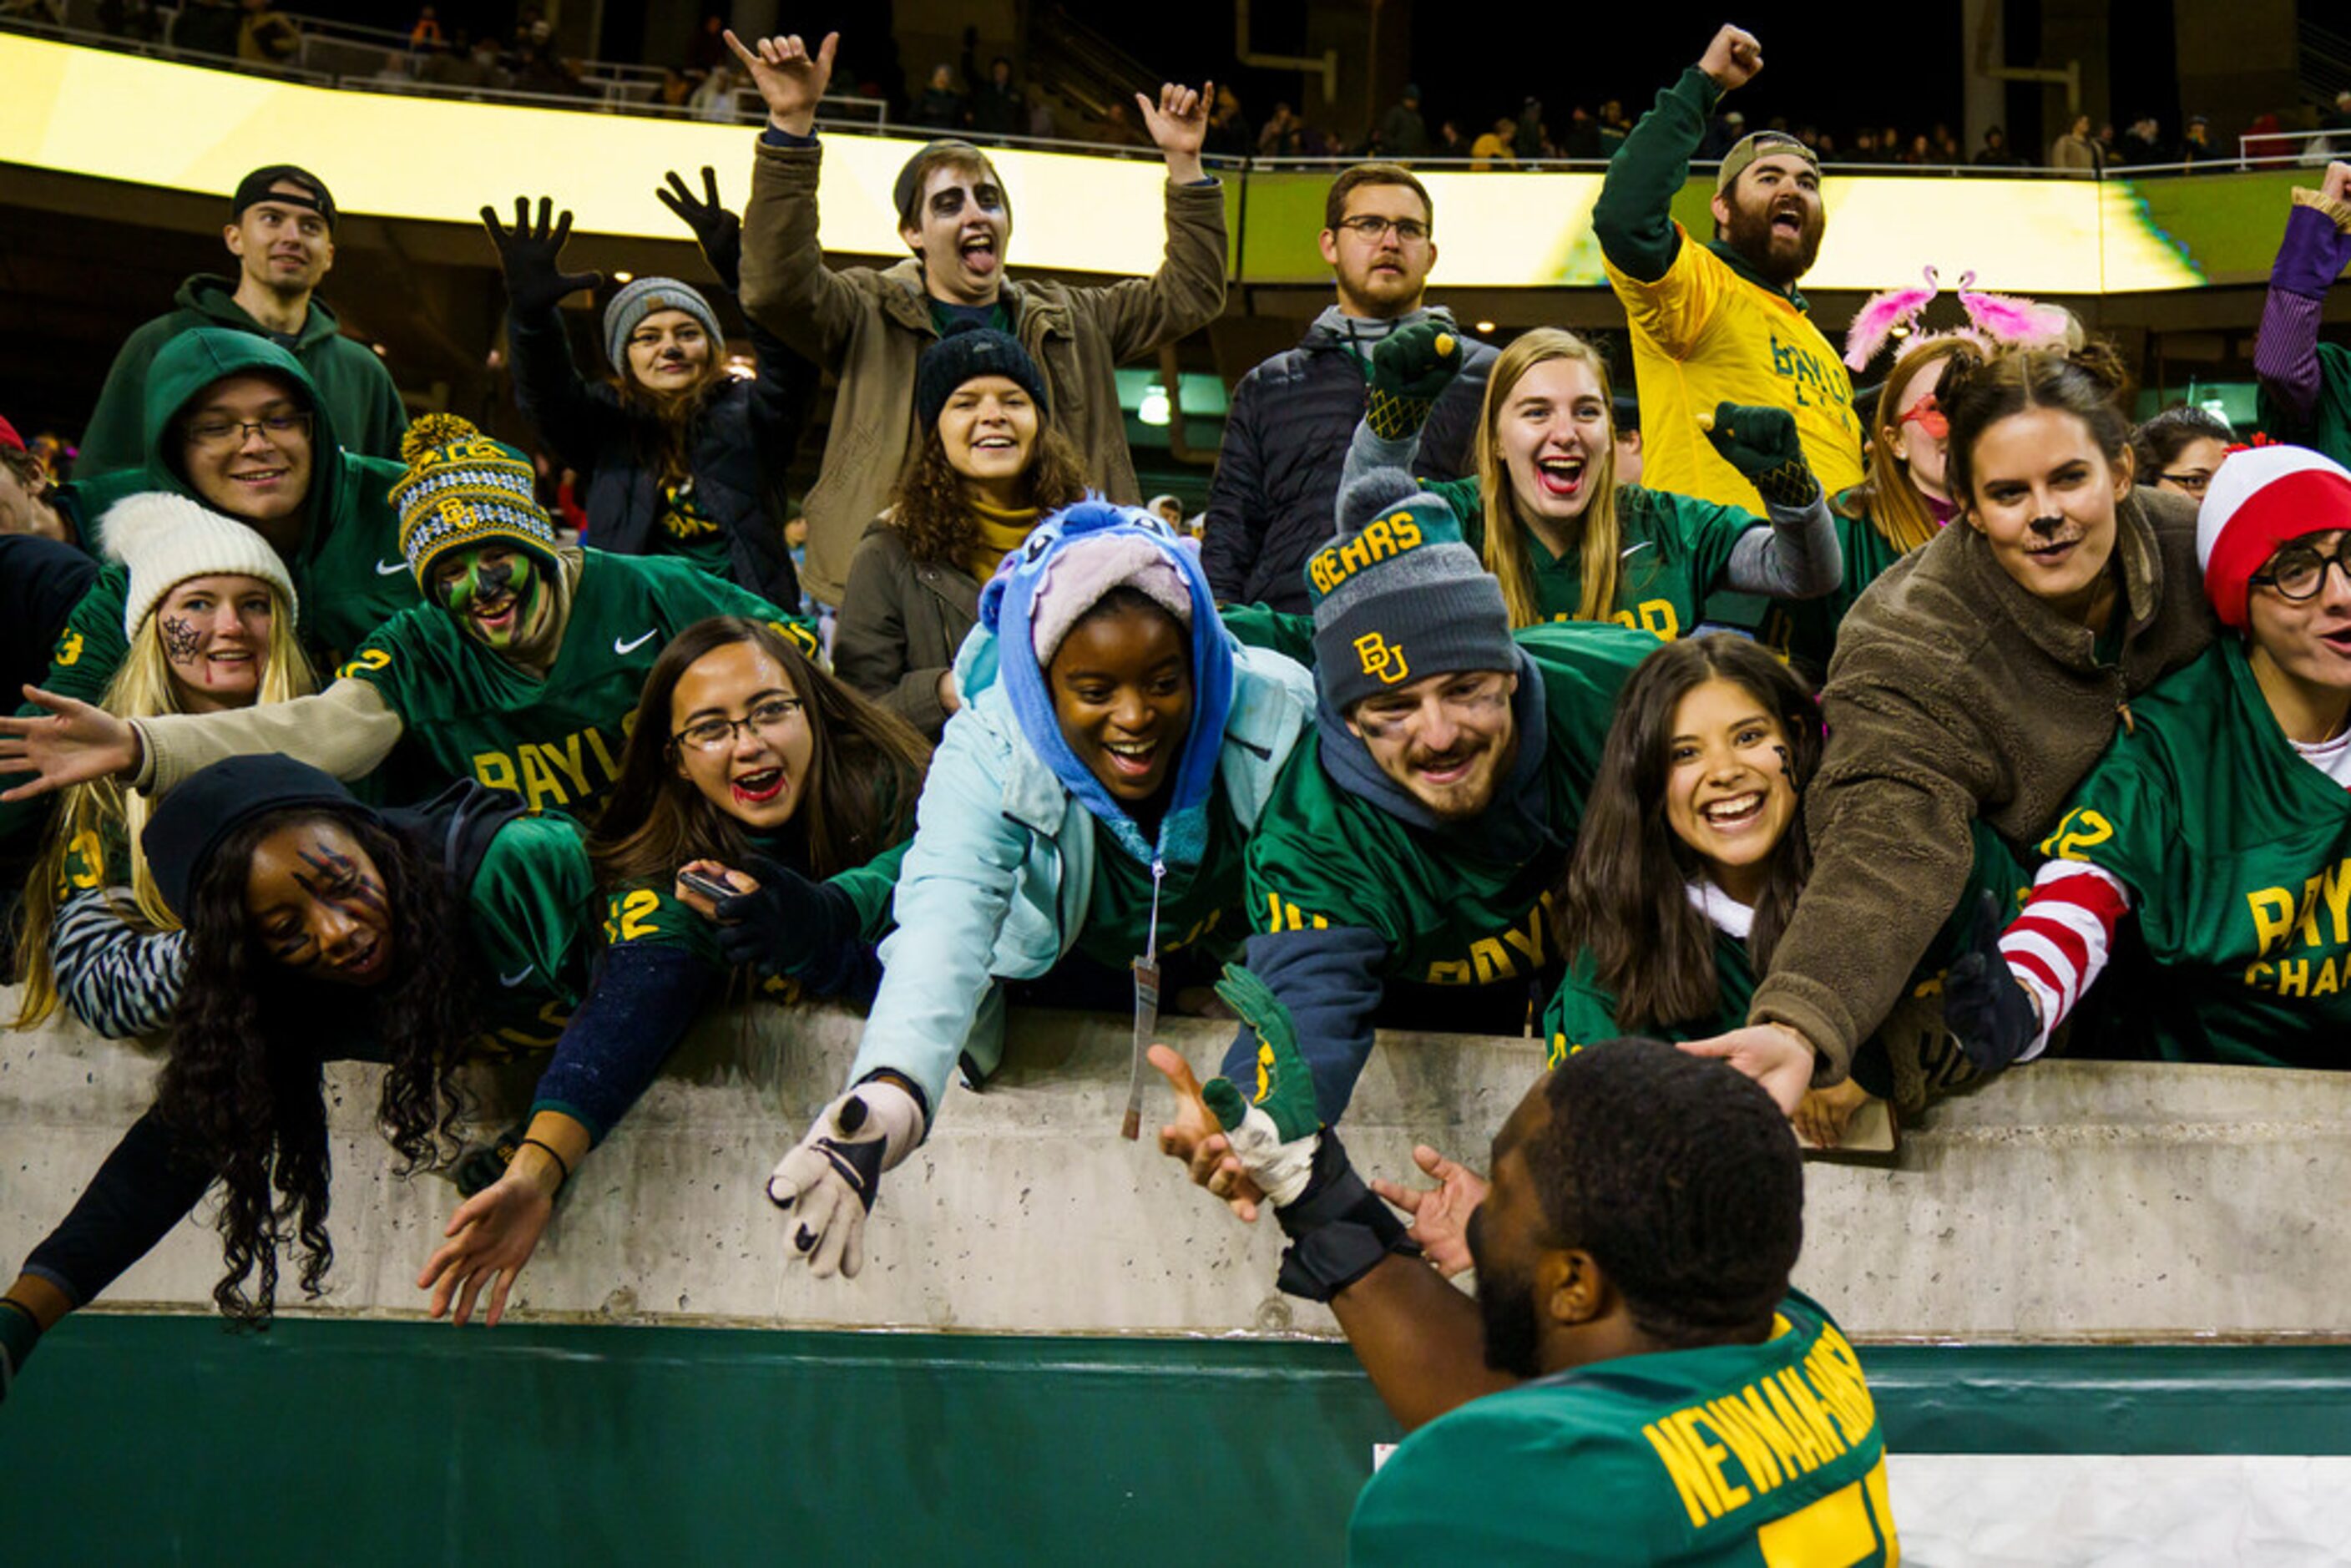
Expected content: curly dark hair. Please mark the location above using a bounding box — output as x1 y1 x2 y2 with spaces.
154 806 477 1326
1524 1039 1802 1347
887 422 1090 572
1557 635 1822 1034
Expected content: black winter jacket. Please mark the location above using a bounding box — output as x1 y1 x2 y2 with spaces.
508 301 817 611
1202 309 1494 613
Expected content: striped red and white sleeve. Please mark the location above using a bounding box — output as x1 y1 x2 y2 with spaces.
1999 861 2136 1061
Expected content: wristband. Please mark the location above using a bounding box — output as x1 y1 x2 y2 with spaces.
520 1137 572 1190
1271 1130 1419 1302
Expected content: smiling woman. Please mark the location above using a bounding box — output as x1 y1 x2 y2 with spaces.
13 493 312 1043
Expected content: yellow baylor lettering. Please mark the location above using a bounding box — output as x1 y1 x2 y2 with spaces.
1608 599 1680 640
473 725 629 808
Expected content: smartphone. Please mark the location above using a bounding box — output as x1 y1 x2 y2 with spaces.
677 867 741 904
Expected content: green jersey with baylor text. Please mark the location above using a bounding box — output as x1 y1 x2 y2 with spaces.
1425 477 1759 640
336 549 810 820
599 837 913 1005
1348 1291 1898 1566
2036 639 2351 1068
1246 622 1654 1029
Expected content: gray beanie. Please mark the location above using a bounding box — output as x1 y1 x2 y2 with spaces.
603 276 725 371
1307 471 1514 712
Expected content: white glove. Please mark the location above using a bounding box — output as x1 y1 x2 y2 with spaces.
767 1080 925 1279
1221 1104 1318 1207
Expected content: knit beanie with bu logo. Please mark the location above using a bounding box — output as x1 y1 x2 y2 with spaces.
1307 471 1515 712
2196 444 2351 629
388 413 562 591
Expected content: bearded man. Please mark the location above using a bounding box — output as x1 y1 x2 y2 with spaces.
1593 25 1861 518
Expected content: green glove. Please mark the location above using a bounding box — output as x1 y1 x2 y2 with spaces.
1201 964 1322 1205
1702 402 1821 508
1364 320 1464 443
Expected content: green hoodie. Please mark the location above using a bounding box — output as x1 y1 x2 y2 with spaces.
6 331 422 842
78 275 409 478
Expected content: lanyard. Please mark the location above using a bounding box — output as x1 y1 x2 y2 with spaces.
1120 857 1167 1140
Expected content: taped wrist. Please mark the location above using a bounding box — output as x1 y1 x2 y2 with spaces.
1272 1130 1418 1302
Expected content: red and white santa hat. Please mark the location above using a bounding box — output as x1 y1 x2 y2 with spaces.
2197 444 2351 629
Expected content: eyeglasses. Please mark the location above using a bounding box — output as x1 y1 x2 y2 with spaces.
1896 395 1949 441
2157 470 2215 498
184 412 312 453
673 696 805 751
2250 538 2351 603
1335 215 1430 243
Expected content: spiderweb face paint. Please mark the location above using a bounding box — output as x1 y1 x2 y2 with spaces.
159 615 204 665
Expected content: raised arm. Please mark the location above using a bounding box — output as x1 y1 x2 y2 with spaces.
483 195 617 473
1591 26 1759 283
1069 82 1230 363
2253 164 2351 432
729 29 866 367
1707 402 1843 599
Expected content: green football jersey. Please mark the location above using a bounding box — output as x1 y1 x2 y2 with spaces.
336 549 810 820
1426 477 1758 639
2038 639 2351 1067
457 812 599 1059
1074 791 1248 972
651 478 738 582
1246 622 1654 1024
1348 1292 1898 1566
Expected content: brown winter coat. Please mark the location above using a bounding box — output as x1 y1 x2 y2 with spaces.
831 517 983 742
738 141 1229 602
1750 486 2216 1078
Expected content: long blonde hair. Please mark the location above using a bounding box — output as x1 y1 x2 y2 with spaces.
1474 328 1623 629
13 584 313 1029
1840 334 1969 555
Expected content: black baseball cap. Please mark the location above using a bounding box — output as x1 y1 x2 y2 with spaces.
231 164 338 230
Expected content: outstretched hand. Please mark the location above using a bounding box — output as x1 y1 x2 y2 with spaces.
1136 80 1212 180
480 196 604 315
1941 888 2042 1071
1678 1024 1815 1115
655 165 743 291
0 685 141 802
417 1167 556 1327
725 28 837 137
1369 1145 1486 1277
1146 1044 1266 1222
1698 24 1763 93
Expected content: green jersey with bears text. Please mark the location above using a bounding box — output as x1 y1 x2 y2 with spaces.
1348 1291 1897 1566
1424 477 1760 640
2038 639 2351 1067
1246 622 1655 1028
336 548 810 820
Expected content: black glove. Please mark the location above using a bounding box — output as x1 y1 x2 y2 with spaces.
1703 402 1821 508
0 1297 41 1404
1365 319 1464 442
655 165 743 293
1272 1129 1419 1302
480 195 604 316
712 855 856 979
1941 891 2040 1072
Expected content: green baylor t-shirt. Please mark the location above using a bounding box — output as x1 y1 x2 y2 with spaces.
1427 477 1760 639
336 549 811 820
1246 622 1655 1025
1348 1291 1898 1566
1074 790 1248 972
653 478 739 582
2036 638 2351 1067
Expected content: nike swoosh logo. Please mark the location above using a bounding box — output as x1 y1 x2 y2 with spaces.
377 559 411 576
614 630 659 655
498 965 534 988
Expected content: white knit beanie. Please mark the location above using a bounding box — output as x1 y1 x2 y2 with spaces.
2196 445 2351 630
101 492 298 637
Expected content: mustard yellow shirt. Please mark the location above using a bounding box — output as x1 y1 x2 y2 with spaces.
967 499 1040 581
1604 225 1863 515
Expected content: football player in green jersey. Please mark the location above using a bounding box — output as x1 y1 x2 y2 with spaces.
1202 473 1658 1161
1342 321 1841 640
0 417 817 822
1947 445 2351 1071
416 616 930 1326
1151 1011 1897 1565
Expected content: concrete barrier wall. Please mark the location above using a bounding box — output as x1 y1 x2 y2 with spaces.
6 989 2348 1340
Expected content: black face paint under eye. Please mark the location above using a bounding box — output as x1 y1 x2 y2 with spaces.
1772 743 1801 795
159 615 204 665
293 843 389 919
